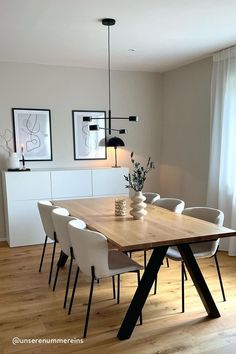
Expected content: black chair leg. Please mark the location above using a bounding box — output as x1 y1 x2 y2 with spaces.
117 274 120 304
166 257 170 268
144 250 147 269
83 269 95 338
63 256 73 308
53 250 62 291
183 262 188 280
214 253 226 302
112 276 116 299
137 270 143 325
68 266 80 315
181 261 185 313
39 235 48 272
48 241 57 285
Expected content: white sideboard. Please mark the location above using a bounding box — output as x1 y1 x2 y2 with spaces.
2 167 128 247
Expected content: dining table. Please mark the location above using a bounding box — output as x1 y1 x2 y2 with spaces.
54 196 236 340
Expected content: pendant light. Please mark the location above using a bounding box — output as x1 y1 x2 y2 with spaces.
83 18 138 135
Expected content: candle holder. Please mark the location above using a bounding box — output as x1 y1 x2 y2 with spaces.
21 152 26 170
115 199 127 216
20 144 30 171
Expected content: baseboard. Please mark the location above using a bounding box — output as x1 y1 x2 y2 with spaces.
0 237 7 242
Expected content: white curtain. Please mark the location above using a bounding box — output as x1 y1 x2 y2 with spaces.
207 46 236 256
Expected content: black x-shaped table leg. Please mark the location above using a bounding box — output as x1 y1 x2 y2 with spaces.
117 244 220 340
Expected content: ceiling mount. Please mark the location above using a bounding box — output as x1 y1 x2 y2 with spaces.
102 18 116 26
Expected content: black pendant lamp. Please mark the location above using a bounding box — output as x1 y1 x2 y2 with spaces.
83 18 138 135
107 136 125 168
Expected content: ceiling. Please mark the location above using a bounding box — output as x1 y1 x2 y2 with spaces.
0 0 236 72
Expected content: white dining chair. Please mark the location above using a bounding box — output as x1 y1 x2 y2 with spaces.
153 198 185 214
68 219 143 338
51 207 86 308
38 200 59 285
143 192 160 204
152 198 185 294
166 207 226 313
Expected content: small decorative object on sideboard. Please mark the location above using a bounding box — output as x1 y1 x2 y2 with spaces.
124 152 155 220
0 129 20 170
115 199 127 216
20 144 30 171
7 152 20 170
21 144 26 170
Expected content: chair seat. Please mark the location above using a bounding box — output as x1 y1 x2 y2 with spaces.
166 243 215 261
104 250 143 278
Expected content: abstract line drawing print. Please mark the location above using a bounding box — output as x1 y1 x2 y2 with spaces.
81 122 90 156
81 121 101 157
21 114 41 152
72 110 106 160
12 108 52 161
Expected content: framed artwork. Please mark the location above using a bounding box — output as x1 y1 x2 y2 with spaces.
12 108 52 161
72 110 107 160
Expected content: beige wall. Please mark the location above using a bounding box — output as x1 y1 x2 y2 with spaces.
0 62 162 239
160 58 212 206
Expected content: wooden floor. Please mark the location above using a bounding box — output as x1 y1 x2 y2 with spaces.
0 242 236 354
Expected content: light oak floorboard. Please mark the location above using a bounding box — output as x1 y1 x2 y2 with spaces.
0 241 236 354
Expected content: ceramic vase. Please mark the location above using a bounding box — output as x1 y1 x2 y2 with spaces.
6 152 20 170
130 191 147 220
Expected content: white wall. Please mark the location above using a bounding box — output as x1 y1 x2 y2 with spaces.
160 58 212 207
0 62 162 239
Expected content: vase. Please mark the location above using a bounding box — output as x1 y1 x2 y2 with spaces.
6 152 20 170
130 191 147 220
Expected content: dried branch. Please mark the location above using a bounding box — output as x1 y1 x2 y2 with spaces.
0 129 13 154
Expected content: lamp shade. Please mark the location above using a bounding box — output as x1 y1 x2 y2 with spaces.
107 137 125 148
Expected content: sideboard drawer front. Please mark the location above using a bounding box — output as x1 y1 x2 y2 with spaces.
51 170 92 198
5 172 51 201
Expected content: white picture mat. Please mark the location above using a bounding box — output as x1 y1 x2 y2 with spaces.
73 111 106 160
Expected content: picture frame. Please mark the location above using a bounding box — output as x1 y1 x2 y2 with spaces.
12 108 52 161
72 110 107 160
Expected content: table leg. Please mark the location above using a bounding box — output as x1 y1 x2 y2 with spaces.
177 243 220 318
117 246 168 340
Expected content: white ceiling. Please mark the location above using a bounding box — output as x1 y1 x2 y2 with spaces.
0 0 236 72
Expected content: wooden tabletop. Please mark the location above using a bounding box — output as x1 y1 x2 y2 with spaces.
53 197 236 252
